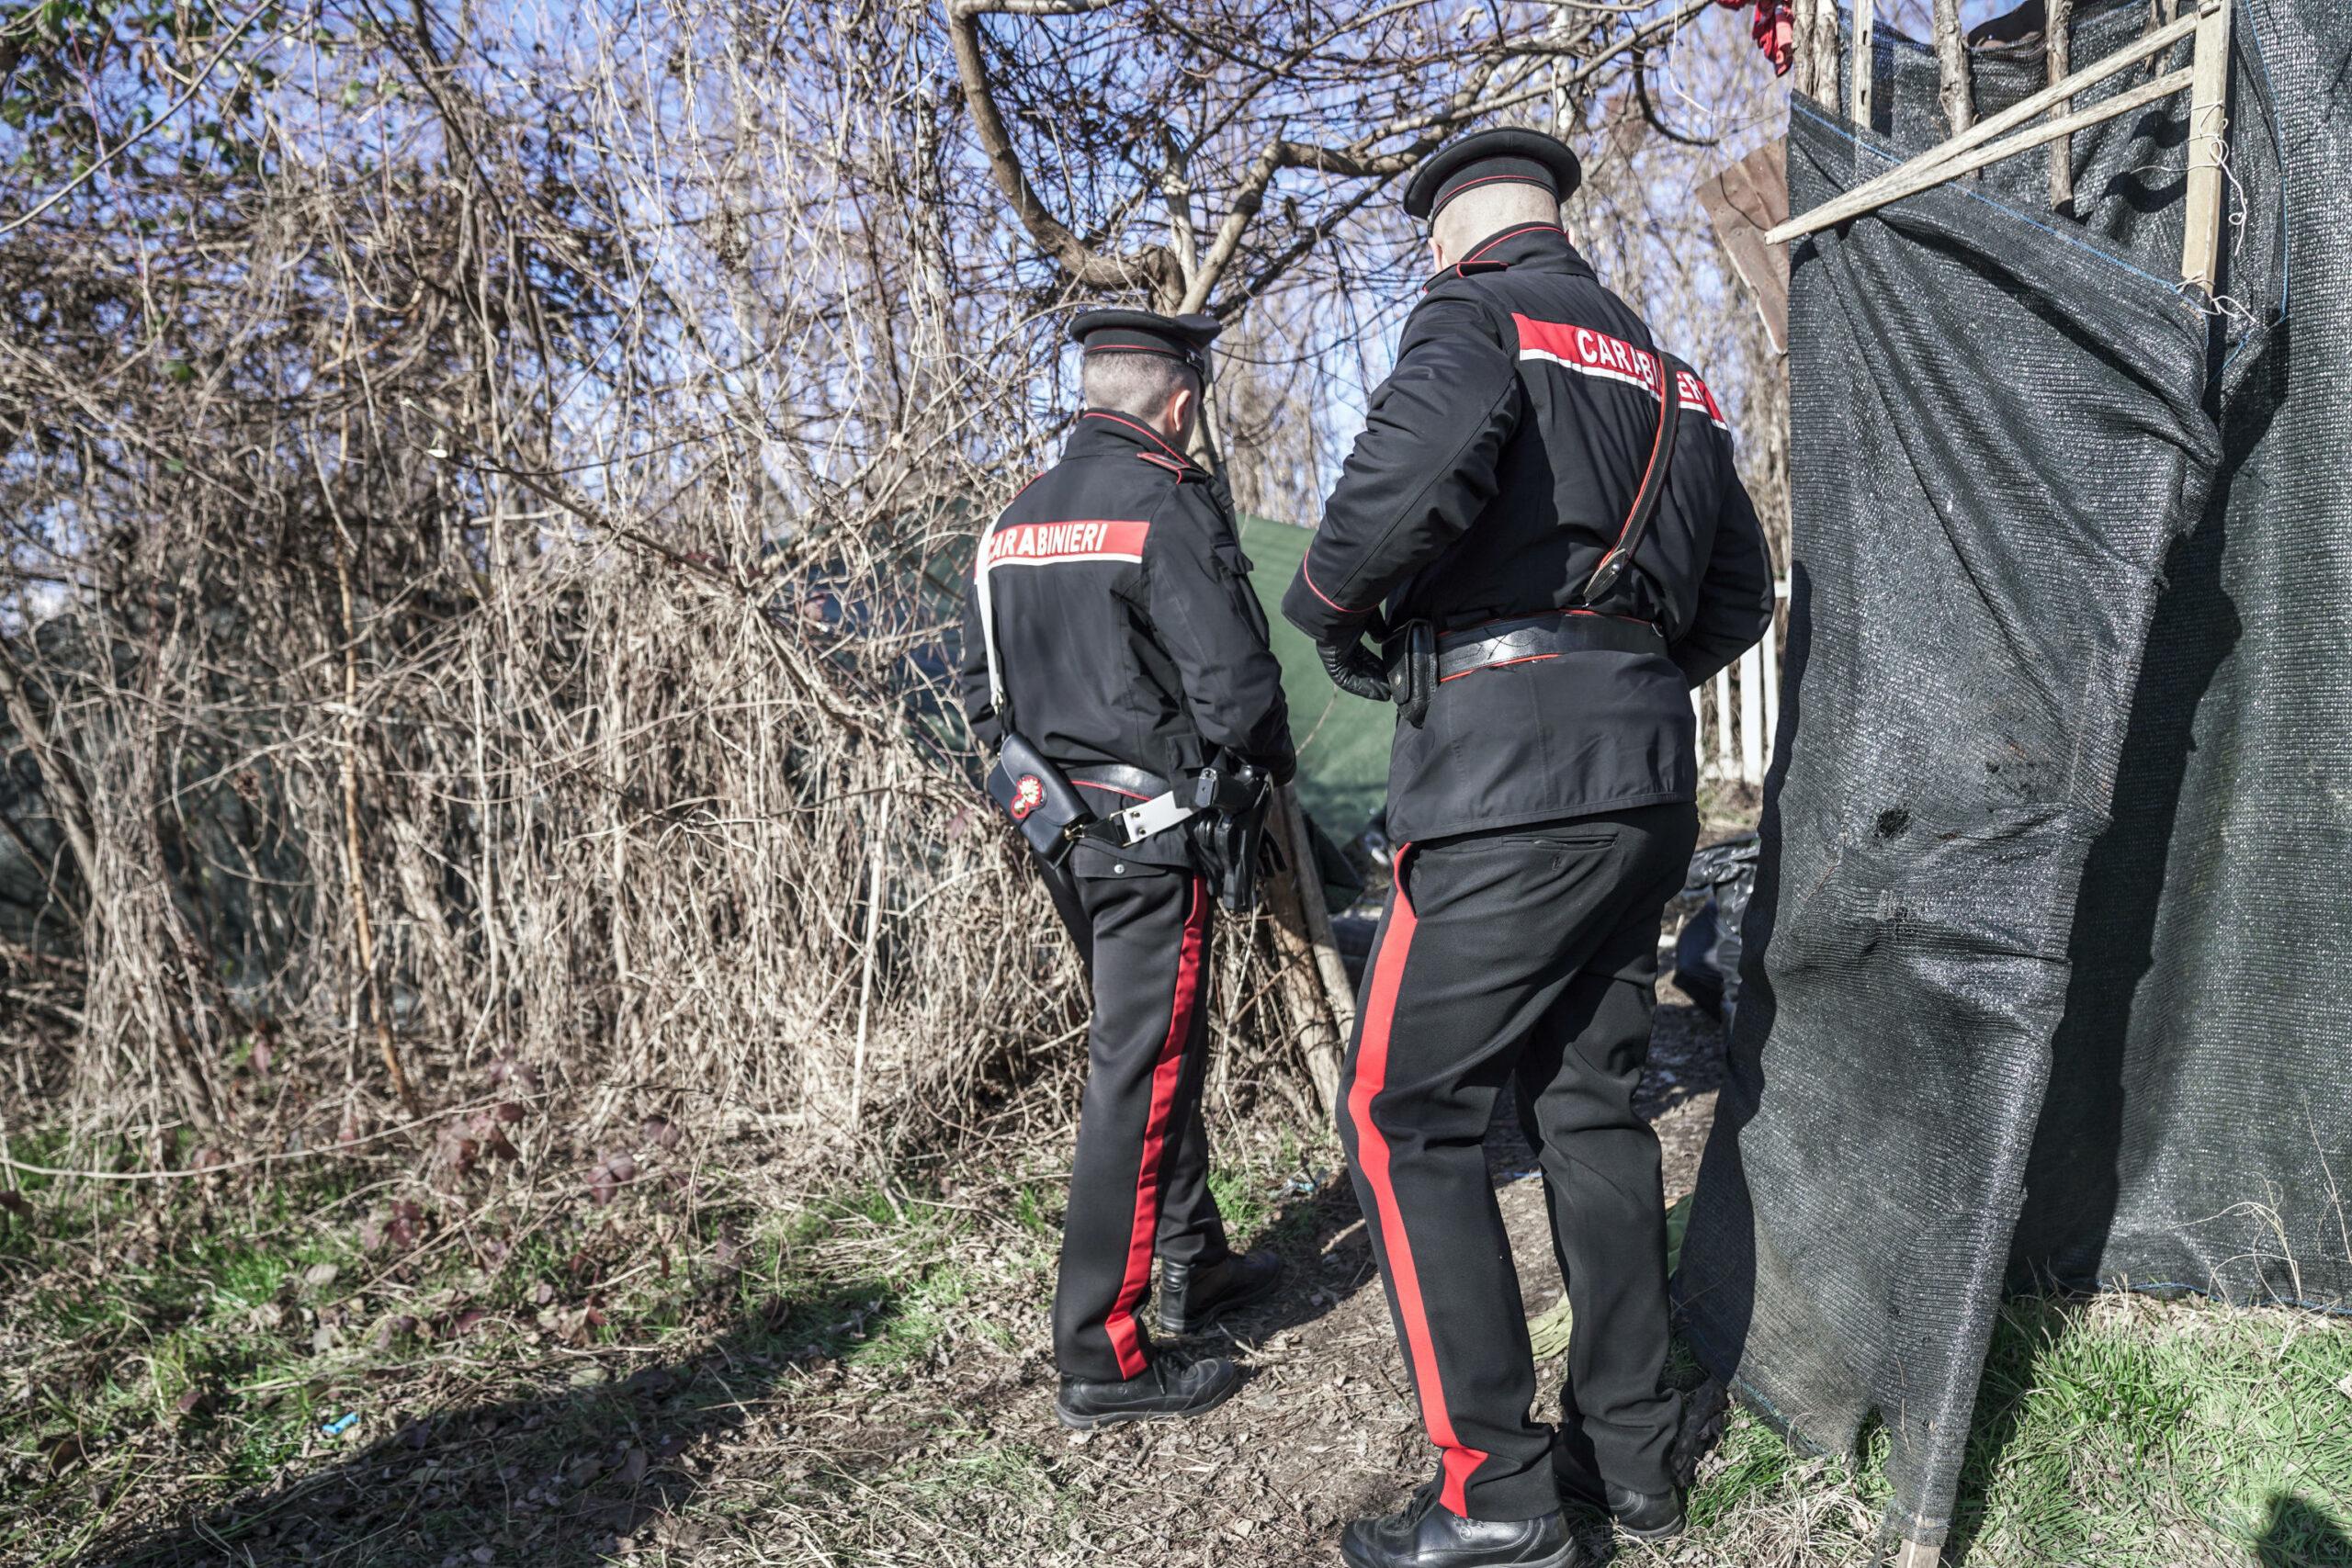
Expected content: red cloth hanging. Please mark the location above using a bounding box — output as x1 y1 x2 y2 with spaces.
1716 0 1795 76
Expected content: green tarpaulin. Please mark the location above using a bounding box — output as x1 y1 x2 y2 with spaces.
1237 513 1388 837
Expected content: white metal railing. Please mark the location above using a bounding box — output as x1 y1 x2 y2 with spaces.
1697 579 1789 790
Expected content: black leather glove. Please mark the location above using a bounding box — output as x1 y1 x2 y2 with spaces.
1318 637 1392 703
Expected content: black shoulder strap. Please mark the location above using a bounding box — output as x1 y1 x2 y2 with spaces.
1579 352 1683 604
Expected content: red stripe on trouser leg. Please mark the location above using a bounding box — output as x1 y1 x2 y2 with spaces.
1348 847 1491 1516
1101 874 1209 1378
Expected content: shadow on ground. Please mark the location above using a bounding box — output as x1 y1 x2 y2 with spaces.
2259 1495 2352 1568
83 1303 842 1568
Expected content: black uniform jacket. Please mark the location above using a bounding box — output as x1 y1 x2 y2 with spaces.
960 410 1297 869
1281 223 1774 843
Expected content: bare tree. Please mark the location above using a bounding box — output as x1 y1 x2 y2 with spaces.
0 0 1780 1160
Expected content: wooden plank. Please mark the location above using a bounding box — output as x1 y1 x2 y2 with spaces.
1852 0 1875 126
2179 0 2233 292
1766 0 2208 247
1894 1541 1944 1568
1699 143 1793 352
2048 0 2076 214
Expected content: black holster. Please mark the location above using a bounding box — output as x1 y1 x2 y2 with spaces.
1381 619 1438 728
987 731 1095 866
1190 761 1271 912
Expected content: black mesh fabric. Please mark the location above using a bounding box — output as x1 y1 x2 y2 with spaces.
1675 0 2351 1546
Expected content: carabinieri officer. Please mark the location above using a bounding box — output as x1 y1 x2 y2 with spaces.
958 309 1298 1428
1283 129 1774 1568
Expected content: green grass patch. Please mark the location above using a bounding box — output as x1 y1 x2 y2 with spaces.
1688 1294 2352 1567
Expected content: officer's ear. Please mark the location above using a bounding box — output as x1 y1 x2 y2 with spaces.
1163 379 1198 442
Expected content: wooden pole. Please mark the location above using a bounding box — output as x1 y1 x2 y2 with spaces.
1811 0 1842 109
2178 0 2233 294
1851 0 1875 126
1269 784 1352 1114
2047 0 2076 214
1791 0 1817 99
1933 0 1976 143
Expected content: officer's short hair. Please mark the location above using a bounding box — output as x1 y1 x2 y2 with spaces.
1082 350 1200 420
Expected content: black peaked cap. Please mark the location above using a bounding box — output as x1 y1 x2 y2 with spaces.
1403 127 1584 220
1069 309 1220 378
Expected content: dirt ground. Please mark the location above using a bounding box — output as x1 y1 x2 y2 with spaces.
741 988 1736 1568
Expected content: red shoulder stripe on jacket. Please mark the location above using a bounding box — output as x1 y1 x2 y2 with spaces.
1512 314 1733 431
979 518 1151 572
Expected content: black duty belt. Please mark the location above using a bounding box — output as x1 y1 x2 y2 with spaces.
1069 763 1171 802
1389 610 1668 688
1069 764 1202 845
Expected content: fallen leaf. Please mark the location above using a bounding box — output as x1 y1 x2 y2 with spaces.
303 1262 341 1290
0 1190 31 1220
619 1447 649 1488
44 1432 85 1476
639 1116 680 1150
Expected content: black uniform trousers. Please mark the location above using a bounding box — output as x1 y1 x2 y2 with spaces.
1340 803 1697 1520
1038 853 1229 1382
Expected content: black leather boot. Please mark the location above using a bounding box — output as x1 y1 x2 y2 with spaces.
1340 1483 1582 1568
1552 1445 1684 1540
1054 1352 1242 1428
1156 1248 1283 1335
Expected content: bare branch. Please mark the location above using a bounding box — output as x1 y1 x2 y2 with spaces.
943 0 1179 297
